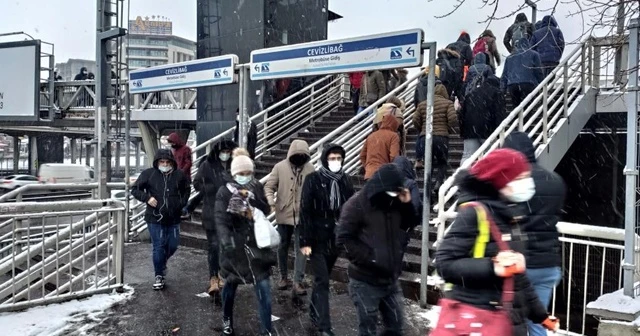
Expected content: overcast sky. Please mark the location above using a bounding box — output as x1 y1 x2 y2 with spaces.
1 0 597 74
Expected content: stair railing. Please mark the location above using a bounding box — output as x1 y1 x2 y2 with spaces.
435 37 594 241
299 71 424 172
129 74 346 237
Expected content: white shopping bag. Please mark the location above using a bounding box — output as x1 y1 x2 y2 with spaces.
253 207 280 248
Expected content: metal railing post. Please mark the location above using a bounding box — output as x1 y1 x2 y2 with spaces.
114 206 125 285
420 41 437 309
622 17 639 298
581 44 587 92
563 64 569 118
310 85 316 127
593 46 602 88
262 112 269 153
542 84 549 144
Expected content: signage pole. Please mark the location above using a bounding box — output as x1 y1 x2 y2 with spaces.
420 41 437 308
237 65 247 149
241 65 250 150
95 0 110 199
622 18 639 297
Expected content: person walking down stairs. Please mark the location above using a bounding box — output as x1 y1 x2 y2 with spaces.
360 114 401 180
264 139 314 297
300 143 355 336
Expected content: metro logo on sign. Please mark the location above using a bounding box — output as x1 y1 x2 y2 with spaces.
129 54 238 94
250 29 423 80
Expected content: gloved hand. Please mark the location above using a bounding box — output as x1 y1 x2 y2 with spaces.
493 251 526 277
542 316 560 332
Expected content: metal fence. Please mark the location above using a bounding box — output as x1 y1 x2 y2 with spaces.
551 222 640 335
0 199 125 312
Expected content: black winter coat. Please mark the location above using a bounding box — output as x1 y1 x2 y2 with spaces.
234 120 258 160
459 75 506 140
214 181 275 285
447 36 474 67
130 149 191 225
300 145 355 248
435 171 549 335
191 140 235 230
336 164 418 286
503 132 566 268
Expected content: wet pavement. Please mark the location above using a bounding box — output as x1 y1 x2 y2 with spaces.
86 243 434 336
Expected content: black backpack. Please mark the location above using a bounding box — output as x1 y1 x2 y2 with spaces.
464 72 486 97
436 56 463 86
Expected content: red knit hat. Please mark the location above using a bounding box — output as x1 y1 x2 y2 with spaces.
470 149 530 191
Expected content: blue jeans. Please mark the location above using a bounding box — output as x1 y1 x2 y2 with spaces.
348 278 405 336
222 278 272 334
148 223 180 277
527 267 562 336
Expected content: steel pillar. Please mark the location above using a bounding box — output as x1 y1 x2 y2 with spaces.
70 138 77 164
12 137 19 173
622 18 639 297
420 41 437 308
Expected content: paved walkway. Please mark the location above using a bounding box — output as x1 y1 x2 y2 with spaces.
86 243 435 336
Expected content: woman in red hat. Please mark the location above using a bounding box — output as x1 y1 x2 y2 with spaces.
432 148 558 336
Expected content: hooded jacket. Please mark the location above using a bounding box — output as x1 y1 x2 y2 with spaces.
436 48 464 97
414 84 458 137
447 33 474 67
130 149 190 225
460 75 506 140
502 132 566 269
501 38 544 90
360 115 401 180
504 13 534 53
167 132 193 180
190 139 236 230
435 170 550 334
74 67 88 81
530 15 565 64
393 156 422 225
215 179 274 285
464 52 494 92
337 164 418 286
300 144 355 248
473 31 501 69
264 139 315 225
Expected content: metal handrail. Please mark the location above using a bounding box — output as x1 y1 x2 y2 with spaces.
0 182 125 203
128 75 346 235
435 37 593 241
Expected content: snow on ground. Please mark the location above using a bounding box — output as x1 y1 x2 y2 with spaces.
409 303 441 329
1 286 134 336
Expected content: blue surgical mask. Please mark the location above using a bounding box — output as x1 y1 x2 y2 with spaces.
235 175 252 185
158 166 172 173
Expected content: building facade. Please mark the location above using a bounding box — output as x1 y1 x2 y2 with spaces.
121 16 196 74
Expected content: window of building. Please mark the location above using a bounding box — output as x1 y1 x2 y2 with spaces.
128 48 147 56
149 50 168 57
128 59 150 67
148 39 169 46
128 38 147 46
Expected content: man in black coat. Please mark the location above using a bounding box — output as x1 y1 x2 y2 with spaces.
299 143 355 336
336 164 417 336
503 131 566 336
184 139 236 296
130 149 190 290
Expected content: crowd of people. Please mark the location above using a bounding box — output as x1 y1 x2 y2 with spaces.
128 13 568 336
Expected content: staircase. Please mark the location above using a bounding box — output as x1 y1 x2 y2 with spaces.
129 38 598 304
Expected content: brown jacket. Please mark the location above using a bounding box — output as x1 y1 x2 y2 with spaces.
264 139 315 226
358 70 387 108
413 84 458 137
360 115 400 179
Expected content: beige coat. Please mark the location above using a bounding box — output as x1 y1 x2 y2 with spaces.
264 139 315 226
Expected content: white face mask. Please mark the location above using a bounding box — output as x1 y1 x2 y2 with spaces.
386 191 398 197
502 177 536 203
235 175 252 185
328 161 342 173
219 153 230 162
158 165 172 173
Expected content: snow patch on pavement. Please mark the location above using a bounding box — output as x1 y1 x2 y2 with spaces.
407 303 441 330
0 286 134 336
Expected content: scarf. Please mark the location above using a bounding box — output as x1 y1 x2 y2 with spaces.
318 166 344 210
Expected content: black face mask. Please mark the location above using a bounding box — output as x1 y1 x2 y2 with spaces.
289 154 308 167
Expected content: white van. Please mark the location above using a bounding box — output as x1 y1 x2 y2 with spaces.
38 163 94 184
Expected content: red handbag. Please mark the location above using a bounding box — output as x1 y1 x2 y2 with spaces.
430 202 514 336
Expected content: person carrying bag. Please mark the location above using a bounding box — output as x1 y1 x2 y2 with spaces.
433 149 560 335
